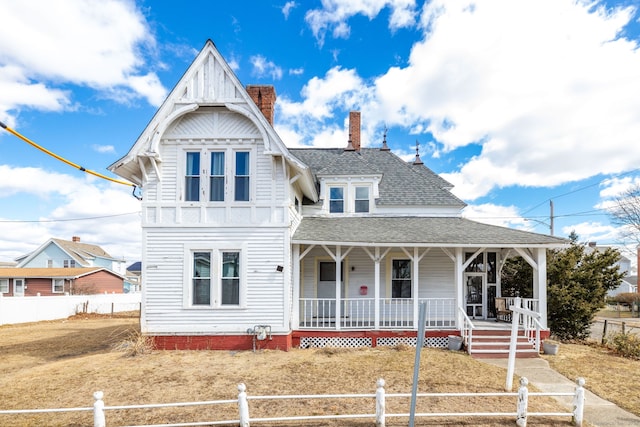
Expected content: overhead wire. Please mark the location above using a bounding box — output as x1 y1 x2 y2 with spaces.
0 120 142 200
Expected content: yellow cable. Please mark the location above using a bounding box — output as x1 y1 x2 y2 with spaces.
0 120 137 188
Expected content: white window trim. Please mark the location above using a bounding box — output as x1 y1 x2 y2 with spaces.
321 179 376 215
386 256 412 299
180 147 254 204
183 243 247 309
0 278 8 293
52 278 65 294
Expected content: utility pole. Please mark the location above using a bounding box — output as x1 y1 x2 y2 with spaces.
550 200 554 236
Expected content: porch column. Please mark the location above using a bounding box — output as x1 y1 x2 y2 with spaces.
413 247 420 330
292 244 300 329
374 247 381 330
455 248 464 328
335 245 342 331
535 248 548 329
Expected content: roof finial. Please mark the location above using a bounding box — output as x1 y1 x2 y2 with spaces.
380 126 390 151
413 140 423 165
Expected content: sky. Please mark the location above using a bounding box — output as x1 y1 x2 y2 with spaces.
2 0 640 271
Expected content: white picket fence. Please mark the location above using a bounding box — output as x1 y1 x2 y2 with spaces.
0 293 141 325
0 377 586 427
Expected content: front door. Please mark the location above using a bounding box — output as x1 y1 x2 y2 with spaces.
14 278 25 297
464 273 485 319
317 261 344 317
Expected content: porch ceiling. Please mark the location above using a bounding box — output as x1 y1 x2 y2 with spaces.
292 216 568 248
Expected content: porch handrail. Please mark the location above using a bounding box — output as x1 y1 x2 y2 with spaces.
457 307 475 354
509 298 542 353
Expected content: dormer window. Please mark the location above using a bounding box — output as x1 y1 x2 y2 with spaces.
329 187 344 213
355 186 369 213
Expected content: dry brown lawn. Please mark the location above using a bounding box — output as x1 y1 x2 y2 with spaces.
0 314 591 427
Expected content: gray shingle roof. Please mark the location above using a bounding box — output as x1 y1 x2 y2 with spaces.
292 217 568 247
289 148 466 208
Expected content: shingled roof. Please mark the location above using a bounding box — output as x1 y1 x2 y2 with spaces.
289 148 466 208
292 217 567 247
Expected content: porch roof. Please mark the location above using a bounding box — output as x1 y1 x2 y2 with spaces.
292 216 568 248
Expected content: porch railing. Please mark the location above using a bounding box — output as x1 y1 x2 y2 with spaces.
299 298 456 330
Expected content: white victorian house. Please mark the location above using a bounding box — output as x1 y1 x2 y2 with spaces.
109 40 566 356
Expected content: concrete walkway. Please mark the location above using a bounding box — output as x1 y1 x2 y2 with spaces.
482 358 640 426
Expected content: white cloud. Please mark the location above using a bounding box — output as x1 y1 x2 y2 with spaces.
282 1 297 19
305 0 417 46
289 0 640 202
92 144 116 154
250 55 284 80
373 0 640 200
0 0 166 123
462 203 530 229
0 165 141 262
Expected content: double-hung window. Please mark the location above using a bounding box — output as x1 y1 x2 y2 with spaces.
0 279 8 293
188 248 243 307
235 152 250 201
210 152 225 201
184 150 250 203
63 259 76 268
392 259 411 298
192 252 211 305
52 278 64 294
185 152 201 202
329 187 344 213
355 186 369 213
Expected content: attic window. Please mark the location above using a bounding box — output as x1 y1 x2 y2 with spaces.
63 259 76 268
329 187 344 213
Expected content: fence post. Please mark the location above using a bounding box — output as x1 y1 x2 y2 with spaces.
93 391 105 427
516 377 528 427
238 383 250 427
375 378 386 427
573 377 585 427
601 320 608 344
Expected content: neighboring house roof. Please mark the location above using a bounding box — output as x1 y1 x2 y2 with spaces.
0 267 124 279
289 148 466 208
622 275 637 287
292 217 567 247
16 238 117 267
127 261 141 273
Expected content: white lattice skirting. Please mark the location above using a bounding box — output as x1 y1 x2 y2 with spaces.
299 336 449 349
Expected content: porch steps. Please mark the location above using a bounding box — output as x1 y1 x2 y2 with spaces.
469 329 539 359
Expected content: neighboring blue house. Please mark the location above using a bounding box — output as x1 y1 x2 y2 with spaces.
16 236 126 276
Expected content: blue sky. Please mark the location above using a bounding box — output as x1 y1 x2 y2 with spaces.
2 0 640 269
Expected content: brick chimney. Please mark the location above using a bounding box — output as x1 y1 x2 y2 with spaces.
348 111 361 151
72 236 80 242
246 85 276 125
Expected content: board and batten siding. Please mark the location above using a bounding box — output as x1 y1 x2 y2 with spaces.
142 226 290 335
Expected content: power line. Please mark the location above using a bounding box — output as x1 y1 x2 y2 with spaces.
0 211 140 223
